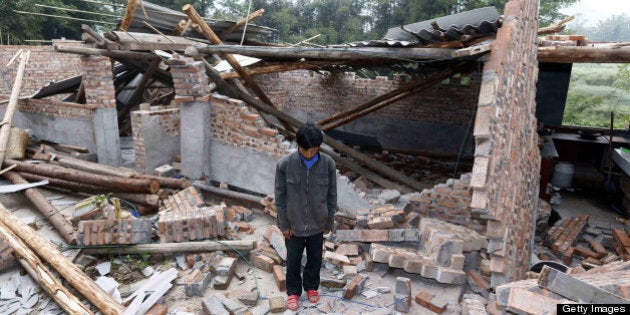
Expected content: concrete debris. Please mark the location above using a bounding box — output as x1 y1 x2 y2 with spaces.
268 295 286 313
95 261 112 276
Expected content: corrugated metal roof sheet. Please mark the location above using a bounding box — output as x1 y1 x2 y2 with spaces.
383 7 501 44
348 6 501 47
117 1 274 43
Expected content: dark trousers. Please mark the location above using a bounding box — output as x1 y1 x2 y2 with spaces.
285 232 324 296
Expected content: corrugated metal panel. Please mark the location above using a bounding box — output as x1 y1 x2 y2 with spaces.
118 1 274 43
383 7 501 44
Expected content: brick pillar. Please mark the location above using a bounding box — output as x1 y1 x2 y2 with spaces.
168 56 211 179
81 56 121 166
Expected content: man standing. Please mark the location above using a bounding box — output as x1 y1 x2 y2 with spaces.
275 122 337 311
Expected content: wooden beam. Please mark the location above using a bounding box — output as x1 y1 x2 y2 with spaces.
3 172 77 245
220 60 380 80
0 50 29 165
54 45 158 60
321 63 473 131
538 16 575 35
538 45 630 63
104 31 204 51
0 201 125 314
82 239 255 255
218 8 265 39
0 221 93 315
194 45 458 61
186 47 426 191
5 160 160 194
182 4 294 133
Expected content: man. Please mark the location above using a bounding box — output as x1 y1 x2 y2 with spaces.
275 122 337 311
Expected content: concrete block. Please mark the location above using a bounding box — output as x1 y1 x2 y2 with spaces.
264 226 287 261
336 230 362 242
153 164 176 177
367 217 395 229
236 291 258 306
268 296 286 313
343 265 358 277
184 270 212 297
221 298 247 314
403 229 419 241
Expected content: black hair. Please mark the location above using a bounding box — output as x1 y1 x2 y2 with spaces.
296 122 323 149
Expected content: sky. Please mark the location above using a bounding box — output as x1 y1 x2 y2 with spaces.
561 0 630 26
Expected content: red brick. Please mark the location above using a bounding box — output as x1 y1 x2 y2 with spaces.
343 275 365 300
251 254 275 273
414 291 447 314
145 303 168 315
574 246 604 259
273 265 285 291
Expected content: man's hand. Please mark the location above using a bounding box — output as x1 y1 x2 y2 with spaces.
282 229 292 240
324 229 330 235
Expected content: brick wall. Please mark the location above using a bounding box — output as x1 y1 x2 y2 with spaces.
210 94 290 159
14 98 95 119
0 42 83 97
470 0 540 286
132 108 181 173
407 173 486 233
81 56 116 108
258 71 479 124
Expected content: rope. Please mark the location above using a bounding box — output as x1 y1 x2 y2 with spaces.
239 0 254 46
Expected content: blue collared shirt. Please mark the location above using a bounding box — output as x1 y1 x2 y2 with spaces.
300 152 319 170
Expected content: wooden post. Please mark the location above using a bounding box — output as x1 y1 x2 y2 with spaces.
3 172 77 245
218 8 265 39
83 239 255 255
5 159 160 194
0 202 125 314
182 4 293 133
0 221 93 315
0 50 29 165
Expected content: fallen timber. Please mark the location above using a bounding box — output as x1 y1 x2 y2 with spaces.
194 45 469 61
3 172 77 245
17 172 160 207
82 239 255 255
186 47 425 191
0 221 93 315
5 159 160 194
0 202 126 315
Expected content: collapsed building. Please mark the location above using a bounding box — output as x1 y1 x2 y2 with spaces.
0 0 629 314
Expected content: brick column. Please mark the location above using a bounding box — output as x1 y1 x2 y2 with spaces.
168 56 211 179
81 55 121 166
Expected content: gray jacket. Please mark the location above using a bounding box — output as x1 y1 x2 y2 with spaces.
274 151 337 237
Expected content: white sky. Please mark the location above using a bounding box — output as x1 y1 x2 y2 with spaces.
560 0 630 26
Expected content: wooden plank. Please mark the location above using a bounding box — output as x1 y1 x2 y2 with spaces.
194 45 458 61
0 50 29 165
538 46 630 63
538 265 630 304
105 31 204 51
0 201 125 314
82 240 254 255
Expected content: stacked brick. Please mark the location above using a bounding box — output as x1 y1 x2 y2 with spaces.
168 57 210 101
407 173 486 232
494 261 630 313
81 56 116 108
470 0 541 287
546 214 590 264
613 229 630 260
368 218 486 284
158 187 226 243
77 219 152 246
131 108 181 173
209 94 290 158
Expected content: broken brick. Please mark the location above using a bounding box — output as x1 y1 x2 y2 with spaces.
415 291 447 314
273 265 285 291
343 274 365 300
250 254 275 273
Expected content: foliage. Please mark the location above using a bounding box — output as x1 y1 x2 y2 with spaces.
566 13 630 42
563 64 630 129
